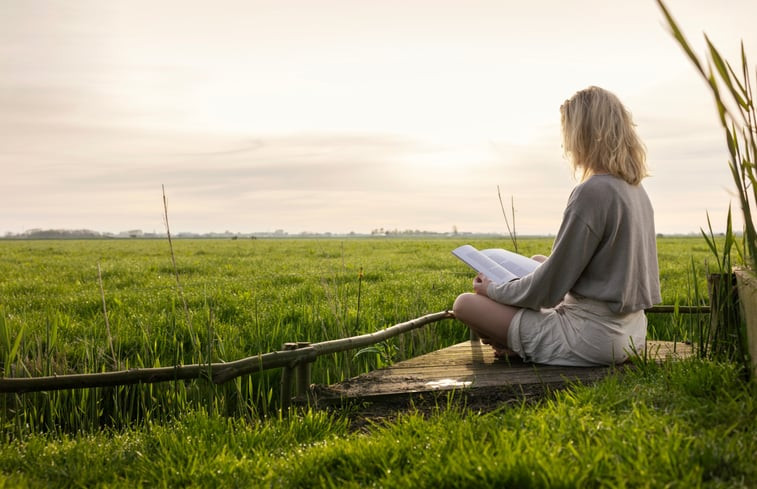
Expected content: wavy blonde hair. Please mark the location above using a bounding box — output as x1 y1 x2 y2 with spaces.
560 86 648 185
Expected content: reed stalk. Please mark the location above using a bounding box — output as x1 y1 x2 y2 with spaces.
497 186 518 253
97 262 118 369
161 184 196 352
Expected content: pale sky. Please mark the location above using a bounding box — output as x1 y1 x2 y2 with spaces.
2 0 756 236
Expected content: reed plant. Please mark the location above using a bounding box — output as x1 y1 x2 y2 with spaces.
658 1 755 374
698 209 750 369
658 0 757 272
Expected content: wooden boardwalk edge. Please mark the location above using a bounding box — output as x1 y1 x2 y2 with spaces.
306 340 693 408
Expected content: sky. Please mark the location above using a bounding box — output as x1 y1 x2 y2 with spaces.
2 0 757 236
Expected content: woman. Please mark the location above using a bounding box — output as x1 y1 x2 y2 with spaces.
453 86 661 366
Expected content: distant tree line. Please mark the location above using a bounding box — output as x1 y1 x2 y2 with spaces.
3 228 480 240
5 229 106 239
369 228 457 236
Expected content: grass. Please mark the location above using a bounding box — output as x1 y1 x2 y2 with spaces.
0 236 753 487
0 237 724 435
0 358 753 488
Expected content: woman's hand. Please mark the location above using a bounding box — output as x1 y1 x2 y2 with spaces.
473 273 492 297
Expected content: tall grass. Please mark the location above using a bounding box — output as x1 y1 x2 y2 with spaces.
0 237 721 436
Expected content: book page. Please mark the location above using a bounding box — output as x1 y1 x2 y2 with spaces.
451 245 517 284
480 248 540 277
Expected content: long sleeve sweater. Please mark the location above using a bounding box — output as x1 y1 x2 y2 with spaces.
487 174 661 314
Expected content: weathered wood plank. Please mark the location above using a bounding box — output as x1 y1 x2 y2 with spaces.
311 340 692 404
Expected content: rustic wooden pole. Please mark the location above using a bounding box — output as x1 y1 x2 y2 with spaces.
0 364 205 393
279 342 298 410
0 310 455 394
295 342 312 398
213 310 454 384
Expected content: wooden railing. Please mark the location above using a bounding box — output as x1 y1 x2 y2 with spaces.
0 311 455 397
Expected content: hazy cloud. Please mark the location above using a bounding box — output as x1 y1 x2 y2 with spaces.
2 0 757 235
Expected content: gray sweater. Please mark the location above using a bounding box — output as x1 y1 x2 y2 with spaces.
487 174 661 314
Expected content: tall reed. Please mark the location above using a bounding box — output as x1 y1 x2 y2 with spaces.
658 0 757 271
658 1 754 373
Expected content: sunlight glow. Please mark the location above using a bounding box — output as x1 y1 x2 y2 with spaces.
3 0 757 234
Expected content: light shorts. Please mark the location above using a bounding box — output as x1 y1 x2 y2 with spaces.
506 293 647 366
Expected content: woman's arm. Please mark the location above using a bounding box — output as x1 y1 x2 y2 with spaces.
485 209 602 309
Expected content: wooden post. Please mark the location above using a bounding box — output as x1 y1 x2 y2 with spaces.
295 342 313 398
296 362 312 398
279 342 298 410
735 269 757 380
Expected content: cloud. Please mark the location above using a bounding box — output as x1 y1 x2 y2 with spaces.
4 0 757 235
1 119 474 233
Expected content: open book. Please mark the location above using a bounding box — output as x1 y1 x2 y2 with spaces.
452 244 540 284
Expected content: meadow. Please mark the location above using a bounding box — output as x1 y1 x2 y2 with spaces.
0 237 715 430
0 236 754 487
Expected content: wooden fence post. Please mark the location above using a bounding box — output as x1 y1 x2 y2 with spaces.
295 342 313 398
279 342 298 410
735 269 757 380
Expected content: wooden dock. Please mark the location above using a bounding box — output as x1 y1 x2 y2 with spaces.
310 340 693 409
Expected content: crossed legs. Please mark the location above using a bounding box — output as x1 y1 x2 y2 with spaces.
453 255 545 357
452 292 521 357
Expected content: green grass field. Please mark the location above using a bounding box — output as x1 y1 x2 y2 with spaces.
1 236 754 487
0 237 719 428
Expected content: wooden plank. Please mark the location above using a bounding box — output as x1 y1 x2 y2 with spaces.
310 340 692 405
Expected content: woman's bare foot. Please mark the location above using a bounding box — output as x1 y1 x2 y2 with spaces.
481 338 516 358
492 346 517 358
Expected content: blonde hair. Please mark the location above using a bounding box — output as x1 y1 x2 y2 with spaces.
560 86 648 185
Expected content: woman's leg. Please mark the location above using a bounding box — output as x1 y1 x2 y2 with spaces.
452 292 520 354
